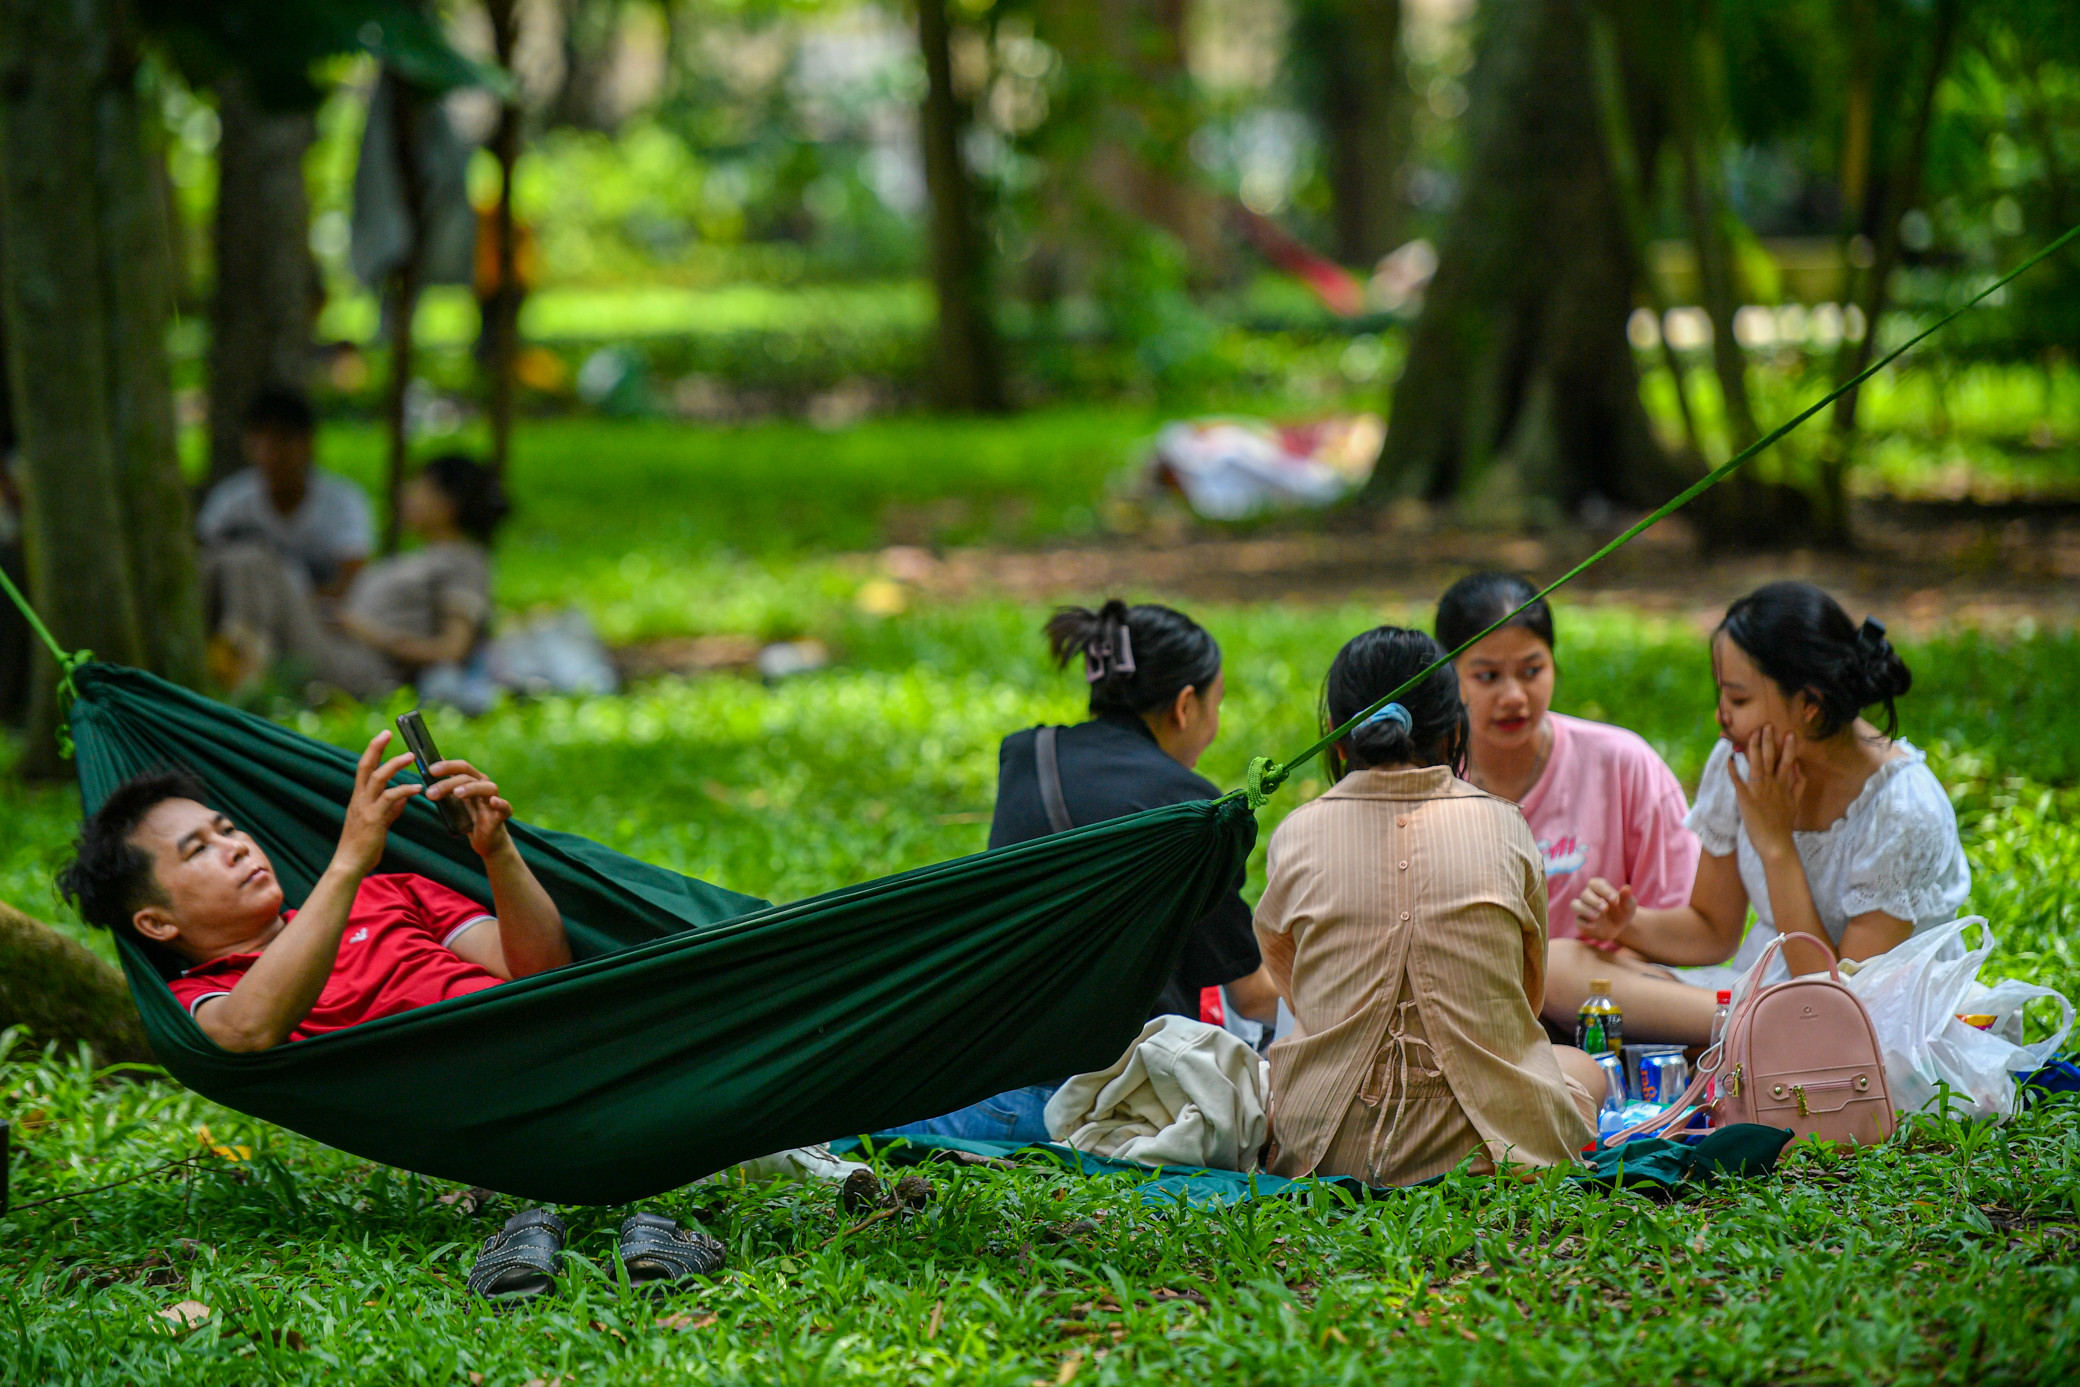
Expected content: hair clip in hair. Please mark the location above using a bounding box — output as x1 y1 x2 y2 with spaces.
1361 702 1412 732
1857 616 1888 650
1083 623 1136 683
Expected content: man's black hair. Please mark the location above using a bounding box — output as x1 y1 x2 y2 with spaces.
57 767 214 945
243 384 315 438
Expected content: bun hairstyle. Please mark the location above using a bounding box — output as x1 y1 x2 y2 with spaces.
1718 581 1913 738
1435 570 1555 655
1321 626 1469 781
419 453 511 544
1045 600 1222 717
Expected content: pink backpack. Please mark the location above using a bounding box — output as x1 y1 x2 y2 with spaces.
1608 932 1896 1148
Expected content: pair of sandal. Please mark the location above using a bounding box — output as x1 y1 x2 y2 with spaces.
466 1208 725 1304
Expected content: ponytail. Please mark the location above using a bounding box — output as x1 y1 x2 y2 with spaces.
1320 626 1468 780
1045 600 1222 717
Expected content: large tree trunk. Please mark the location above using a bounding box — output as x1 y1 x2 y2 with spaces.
1365 0 1680 520
481 0 526 474
207 79 316 486
1816 0 1959 544
0 901 153 1067
98 21 205 691
1 0 149 779
0 0 203 778
1292 0 1408 266
916 0 1007 413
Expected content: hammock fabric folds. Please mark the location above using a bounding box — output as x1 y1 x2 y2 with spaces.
70 664 1257 1205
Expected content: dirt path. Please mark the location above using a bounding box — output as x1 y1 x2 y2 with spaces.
876 501 2080 637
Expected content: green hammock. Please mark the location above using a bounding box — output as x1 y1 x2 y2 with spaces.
70 664 1256 1205
21 224 2077 1208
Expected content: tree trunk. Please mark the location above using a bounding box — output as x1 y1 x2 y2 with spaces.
549 0 626 132
98 21 205 691
207 80 316 486
0 0 148 779
1293 0 1408 266
1817 0 1959 543
916 0 1007 413
0 0 205 776
482 0 525 475
0 900 154 1067
1365 0 1680 520
381 76 430 555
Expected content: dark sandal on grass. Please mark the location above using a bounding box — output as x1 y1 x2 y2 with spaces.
467 1208 567 1304
617 1212 726 1290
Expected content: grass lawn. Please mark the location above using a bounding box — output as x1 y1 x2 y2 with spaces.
4 591 2080 1383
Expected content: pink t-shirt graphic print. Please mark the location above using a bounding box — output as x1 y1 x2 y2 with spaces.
1515 713 1699 940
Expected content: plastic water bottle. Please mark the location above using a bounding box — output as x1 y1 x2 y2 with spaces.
1576 979 1623 1056
1705 989 1732 1102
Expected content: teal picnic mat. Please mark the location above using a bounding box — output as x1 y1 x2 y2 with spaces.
833 1123 1793 1206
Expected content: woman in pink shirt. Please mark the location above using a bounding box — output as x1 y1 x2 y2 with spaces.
1435 573 1700 1031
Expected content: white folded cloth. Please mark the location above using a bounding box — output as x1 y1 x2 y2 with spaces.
1044 1015 1270 1171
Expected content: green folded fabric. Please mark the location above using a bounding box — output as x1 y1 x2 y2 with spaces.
70 663 1257 1205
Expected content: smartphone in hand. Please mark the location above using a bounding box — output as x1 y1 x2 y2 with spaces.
396 709 474 838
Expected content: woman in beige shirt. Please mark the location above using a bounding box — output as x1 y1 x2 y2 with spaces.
1256 626 1602 1185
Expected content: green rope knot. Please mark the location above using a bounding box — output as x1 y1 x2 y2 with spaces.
1244 756 1284 810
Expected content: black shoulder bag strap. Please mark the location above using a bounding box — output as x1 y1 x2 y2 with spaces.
1034 726 1075 834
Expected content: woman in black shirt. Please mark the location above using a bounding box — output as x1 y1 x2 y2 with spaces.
882 600 1273 1144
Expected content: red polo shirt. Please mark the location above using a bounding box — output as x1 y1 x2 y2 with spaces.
167 874 504 1042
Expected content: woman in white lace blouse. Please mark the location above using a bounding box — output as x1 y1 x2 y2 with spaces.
1555 582 1969 1043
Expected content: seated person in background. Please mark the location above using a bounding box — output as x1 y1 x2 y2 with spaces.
1555 582 1970 1043
197 386 373 598
337 454 507 683
204 453 506 703
882 600 1277 1145
1434 573 1699 1031
1255 626 1600 1186
58 732 568 1051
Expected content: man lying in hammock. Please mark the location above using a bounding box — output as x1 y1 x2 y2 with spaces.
59 731 570 1052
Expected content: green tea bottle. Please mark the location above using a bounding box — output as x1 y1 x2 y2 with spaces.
1576 978 1623 1056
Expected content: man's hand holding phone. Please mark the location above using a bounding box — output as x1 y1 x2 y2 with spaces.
423 760 514 860
334 731 424 877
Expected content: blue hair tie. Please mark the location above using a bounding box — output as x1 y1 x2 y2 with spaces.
1361 702 1412 733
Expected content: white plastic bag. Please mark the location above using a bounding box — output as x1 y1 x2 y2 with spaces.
1842 916 2073 1120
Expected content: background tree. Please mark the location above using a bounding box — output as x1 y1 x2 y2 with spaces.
1288 0 1409 266
0 0 203 780
1364 0 1679 522
916 0 1008 412
206 84 318 485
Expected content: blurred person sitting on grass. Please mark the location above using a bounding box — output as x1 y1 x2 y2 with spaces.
58 734 566 1051
204 452 508 703
1551 582 1970 1043
197 386 373 599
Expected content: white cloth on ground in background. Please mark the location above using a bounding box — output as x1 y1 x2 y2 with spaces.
1044 1015 1270 1171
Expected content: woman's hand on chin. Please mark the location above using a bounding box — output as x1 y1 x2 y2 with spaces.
1732 724 1804 857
